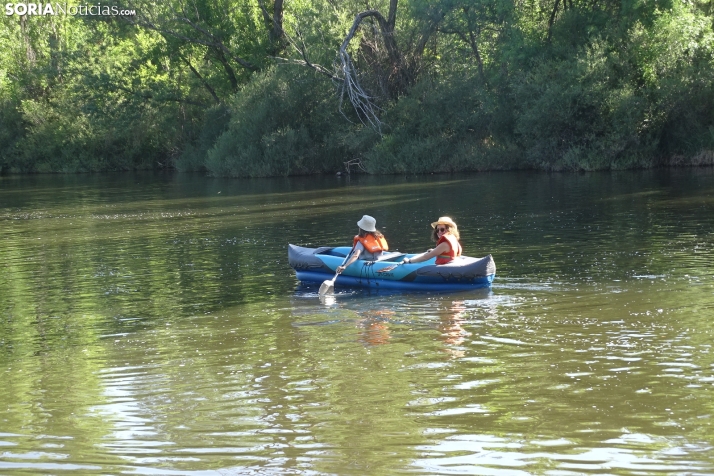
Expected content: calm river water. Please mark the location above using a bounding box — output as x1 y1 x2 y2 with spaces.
1 170 713 475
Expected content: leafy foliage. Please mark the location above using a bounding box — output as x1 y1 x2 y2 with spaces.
204 66 357 177
1 0 713 174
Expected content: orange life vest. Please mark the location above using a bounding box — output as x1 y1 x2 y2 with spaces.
435 233 461 264
353 234 389 253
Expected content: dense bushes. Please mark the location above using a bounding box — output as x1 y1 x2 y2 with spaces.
363 76 522 174
509 6 714 171
0 17 195 173
3 94 176 173
200 67 377 177
1 0 713 175
510 46 657 171
187 0 714 177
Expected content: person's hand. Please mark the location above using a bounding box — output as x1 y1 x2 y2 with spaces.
336 265 345 273
402 257 411 264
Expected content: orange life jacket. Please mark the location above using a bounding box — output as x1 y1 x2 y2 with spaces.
435 233 462 264
353 234 389 254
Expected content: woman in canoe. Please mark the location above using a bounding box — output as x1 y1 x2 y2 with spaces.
336 215 389 273
402 216 462 265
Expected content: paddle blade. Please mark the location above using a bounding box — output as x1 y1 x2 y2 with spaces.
318 278 335 295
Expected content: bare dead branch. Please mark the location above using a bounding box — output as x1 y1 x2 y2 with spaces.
344 158 367 174
276 22 339 80
273 56 337 80
337 10 393 132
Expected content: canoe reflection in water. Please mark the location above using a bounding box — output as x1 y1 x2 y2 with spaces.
352 301 470 352
305 284 487 355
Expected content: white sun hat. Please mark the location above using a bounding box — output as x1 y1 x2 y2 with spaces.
357 215 377 232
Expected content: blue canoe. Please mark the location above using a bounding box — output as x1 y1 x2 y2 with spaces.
288 244 496 291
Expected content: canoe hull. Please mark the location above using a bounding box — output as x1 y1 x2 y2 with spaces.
288 244 495 291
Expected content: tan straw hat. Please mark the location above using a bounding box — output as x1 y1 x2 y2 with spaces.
431 216 458 229
357 215 377 232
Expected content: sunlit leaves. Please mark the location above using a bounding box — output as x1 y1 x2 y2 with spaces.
1 0 714 173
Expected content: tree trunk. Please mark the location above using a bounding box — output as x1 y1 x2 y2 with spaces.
258 0 285 53
547 0 561 43
214 49 239 92
468 29 485 78
20 16 36 65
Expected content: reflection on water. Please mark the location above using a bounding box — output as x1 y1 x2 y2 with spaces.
439 301 470 357
1 169 714 474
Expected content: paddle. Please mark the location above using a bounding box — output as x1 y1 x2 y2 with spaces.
318 247 355 295
376 262 403 273
377 255 410 273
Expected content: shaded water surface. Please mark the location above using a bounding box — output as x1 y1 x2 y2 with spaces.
1 170 714 475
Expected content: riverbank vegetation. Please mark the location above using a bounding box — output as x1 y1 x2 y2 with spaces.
1 0 713 176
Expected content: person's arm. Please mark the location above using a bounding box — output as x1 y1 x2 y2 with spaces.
337 248 362 273
403 242 450 264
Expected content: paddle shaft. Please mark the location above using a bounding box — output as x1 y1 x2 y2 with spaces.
319 245 356 295
333 246 356 279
